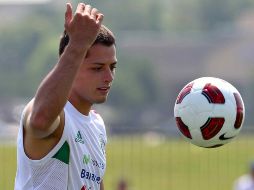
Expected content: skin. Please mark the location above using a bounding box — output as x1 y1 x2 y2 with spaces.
69 43 117 115
251 170 254 180
21 3 116 189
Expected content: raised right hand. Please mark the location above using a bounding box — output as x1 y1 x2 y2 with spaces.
64 3 104 52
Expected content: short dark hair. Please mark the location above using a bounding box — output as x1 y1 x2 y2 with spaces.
59 25 115 56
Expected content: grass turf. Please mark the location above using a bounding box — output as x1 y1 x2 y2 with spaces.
1 135 253 190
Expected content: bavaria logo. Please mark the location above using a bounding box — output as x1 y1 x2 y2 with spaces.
75 131 84 144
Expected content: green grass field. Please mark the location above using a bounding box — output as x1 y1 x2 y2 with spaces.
0 144 16 190
1 135 254 190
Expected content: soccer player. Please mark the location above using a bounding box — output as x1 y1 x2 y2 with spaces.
15 3 117 190
233 162 254 190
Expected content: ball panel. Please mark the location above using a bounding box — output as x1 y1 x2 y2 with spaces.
176 90 215 129
233 92 244 129
176 82 193 104
200 117 225 140
202 83 225 104
189 128 206 147
175 117 192 139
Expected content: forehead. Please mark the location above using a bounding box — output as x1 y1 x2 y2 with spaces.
85 44 117 64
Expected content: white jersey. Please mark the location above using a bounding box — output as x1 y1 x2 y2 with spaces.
234 174 254 190
15 101 107 190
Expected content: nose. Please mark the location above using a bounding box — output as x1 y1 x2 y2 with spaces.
103 67 114 83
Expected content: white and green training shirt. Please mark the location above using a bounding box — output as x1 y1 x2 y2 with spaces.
15 101 107 190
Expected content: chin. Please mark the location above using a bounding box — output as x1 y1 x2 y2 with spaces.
94 97 107 104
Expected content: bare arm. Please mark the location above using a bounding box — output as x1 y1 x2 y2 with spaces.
100 180 104 190
26 3 104 138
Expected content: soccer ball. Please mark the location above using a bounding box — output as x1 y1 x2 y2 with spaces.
174 77 245 148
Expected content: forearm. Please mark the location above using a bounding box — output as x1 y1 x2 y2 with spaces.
30 44 87 128
29 2 103 132
100 180 104 190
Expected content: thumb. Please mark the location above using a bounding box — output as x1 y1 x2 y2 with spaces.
65 3 72 28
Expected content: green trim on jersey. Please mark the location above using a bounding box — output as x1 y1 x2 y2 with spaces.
53 141 70 164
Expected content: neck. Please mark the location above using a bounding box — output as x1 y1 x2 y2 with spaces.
68 96 92 116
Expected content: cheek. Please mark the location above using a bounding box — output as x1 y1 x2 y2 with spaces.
77 75 98 89
75 70 101 89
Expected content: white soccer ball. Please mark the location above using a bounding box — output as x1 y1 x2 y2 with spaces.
174 77 245 148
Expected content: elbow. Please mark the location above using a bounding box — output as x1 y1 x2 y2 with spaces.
28 111 60 138
29 112 48 131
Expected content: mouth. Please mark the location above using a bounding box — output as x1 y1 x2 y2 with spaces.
97 86 110 93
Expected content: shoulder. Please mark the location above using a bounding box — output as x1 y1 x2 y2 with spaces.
91 110 104 123
90 110 107 134
238 174 251 182
234 174 252 187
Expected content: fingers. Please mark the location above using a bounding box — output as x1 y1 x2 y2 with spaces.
84 4 92 15
65 3 73 27
75 3 102 20
96 13 104 24
91 7 104 23
91 8 98 19
76 3 85 14
71 3 103 27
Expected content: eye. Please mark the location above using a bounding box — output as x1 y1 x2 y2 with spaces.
110 65 117 71
92 67 103 71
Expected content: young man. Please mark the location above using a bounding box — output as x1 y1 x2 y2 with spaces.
15 3 117 190
234 162 254 190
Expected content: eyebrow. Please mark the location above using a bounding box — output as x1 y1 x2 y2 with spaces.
93 62 117 66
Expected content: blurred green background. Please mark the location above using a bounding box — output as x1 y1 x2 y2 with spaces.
1 136 254 189
1 0 254 189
